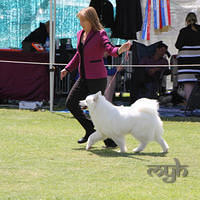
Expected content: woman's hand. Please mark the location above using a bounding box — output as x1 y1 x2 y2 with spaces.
118 41 132 55
60 68 68 80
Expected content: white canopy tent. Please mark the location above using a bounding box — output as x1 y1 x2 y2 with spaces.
139 0 200 54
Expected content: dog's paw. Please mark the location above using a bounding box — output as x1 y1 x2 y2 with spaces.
117 150 127 153
162 147 169 153
86 145 91 151
133 148 142 153
118 147 127 153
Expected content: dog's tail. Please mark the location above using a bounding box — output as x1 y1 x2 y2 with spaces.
131 98 159 115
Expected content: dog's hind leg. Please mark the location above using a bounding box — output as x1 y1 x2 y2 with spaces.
156 136 169 153
112 136 127 153
86 131 105 150
133 142 147 153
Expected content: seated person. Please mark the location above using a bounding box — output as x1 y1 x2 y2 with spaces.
138 43 170 99
22 21 49 52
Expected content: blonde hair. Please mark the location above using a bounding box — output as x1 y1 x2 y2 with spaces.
186 12 197 25
77 7 104 31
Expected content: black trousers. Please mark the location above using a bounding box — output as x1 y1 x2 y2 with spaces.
66 77 116 146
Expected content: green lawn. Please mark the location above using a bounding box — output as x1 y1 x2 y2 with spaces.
0 108 200 200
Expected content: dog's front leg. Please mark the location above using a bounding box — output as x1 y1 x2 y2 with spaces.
86 131 104 150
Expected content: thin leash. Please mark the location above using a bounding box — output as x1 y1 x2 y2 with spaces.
104 51 130 96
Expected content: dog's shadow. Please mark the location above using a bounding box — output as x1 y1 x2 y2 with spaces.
133 152 168 157
73 147 167 161
90 149 167 157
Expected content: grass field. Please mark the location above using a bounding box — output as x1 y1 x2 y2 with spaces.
0 108 200 200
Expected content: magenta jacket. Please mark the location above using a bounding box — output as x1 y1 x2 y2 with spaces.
65 29 119 79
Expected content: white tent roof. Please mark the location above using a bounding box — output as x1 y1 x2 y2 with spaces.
138 0 200 55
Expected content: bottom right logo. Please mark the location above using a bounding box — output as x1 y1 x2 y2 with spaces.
147 158 189 183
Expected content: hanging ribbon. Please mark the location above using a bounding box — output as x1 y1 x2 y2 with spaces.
159 0 162 30
142 0 149 40
160 0 166 27
167 0 171 26
153 0 159 31
142 0 171 40
160 0 171 31
142 0 151 40
147 0 151 40
153 0 157 30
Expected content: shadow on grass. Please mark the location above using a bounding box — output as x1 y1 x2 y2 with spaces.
133 152 168 157
52 112 75 119
162 116 200 122
73 147 167 161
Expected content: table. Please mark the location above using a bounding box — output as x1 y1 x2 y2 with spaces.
0 50 49 101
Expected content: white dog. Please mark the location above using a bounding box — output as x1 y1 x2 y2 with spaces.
79 91 169 153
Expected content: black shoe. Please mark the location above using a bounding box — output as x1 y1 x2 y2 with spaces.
77 129 95 144
105 144 118 148
77 136 88 144
102 145 117 149
104 138 118 148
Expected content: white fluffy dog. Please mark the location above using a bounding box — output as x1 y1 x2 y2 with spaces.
79 91 169 153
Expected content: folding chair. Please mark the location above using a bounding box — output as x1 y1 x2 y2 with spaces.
185 75 200 112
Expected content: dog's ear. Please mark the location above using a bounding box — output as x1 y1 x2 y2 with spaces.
94 92 100 102
96 91 102 96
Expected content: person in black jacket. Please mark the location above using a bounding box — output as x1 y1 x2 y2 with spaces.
22 21 49 52
175 12 200 102
111 0 142 40
175 13 200 49
89 0 114 29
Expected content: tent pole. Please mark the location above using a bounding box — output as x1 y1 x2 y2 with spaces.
49 0 55 112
